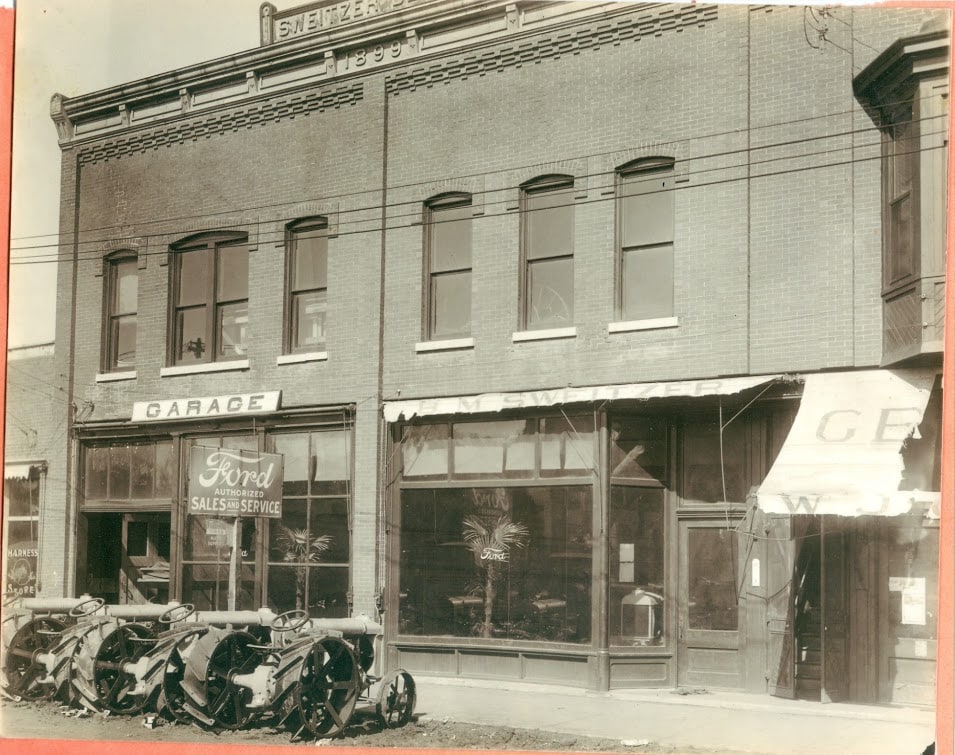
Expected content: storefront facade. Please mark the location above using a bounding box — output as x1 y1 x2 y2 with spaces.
21 0 949 710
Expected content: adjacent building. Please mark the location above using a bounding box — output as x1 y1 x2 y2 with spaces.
10 0 949 709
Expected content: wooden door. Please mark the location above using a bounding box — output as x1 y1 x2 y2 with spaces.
120 513 171 604
678 520 743 689
820 516 848 703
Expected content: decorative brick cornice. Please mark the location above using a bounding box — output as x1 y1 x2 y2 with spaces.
386 4 718 96
77 83 364 166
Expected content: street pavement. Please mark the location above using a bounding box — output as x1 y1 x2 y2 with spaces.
412 675 936 755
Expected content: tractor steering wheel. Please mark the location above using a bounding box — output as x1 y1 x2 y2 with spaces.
158 603 196 625
270 609 310 633
68 597 105 618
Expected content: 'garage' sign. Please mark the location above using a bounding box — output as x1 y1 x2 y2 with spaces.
188 446 284 518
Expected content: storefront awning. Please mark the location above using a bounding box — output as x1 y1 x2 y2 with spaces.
4 463 36 480
756 369 939 517
383 374 783 422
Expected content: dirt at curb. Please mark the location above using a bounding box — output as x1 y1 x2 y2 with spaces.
0 697 746 753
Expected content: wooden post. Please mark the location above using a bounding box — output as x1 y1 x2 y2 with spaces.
228 516 239 611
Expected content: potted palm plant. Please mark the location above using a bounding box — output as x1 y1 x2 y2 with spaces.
276 524 332 611
462 514 529 638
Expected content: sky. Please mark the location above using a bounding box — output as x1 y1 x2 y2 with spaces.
8 0 265 347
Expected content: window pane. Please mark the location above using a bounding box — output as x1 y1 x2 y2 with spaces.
683 419 748 504
111 315 137 369
268 500 309 563
291 230 328 291
108 445 131 498
452 420 534 477
4 520 37 597
622 245 674 321
308 566 349 617
217 302 248 358
130 444 155 499
527 257 573 328
155 441 174 499
431 204 472 272
312 430 351 483
177 307 208 363
431 271 471 339
611 487 665 646
85 446 109 499
113 260 138 314
526 185 574 260
292 290 326 351
890 193 914 280
273 433 309 483
611 417 667 481
403 424 450 478
687 528 738 631
183 516 255 562
398 486 591 643
621 172 674 248
3 478 38 517
541 416 594 475
310 498 350 564
182 563 254 612
217 243 249 302
178 249 210 307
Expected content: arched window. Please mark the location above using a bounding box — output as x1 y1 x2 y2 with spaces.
169 232 248 365
424 193 472 340
616 158 675 322
521 175 574 329
286 218 329 354
104 251 138 371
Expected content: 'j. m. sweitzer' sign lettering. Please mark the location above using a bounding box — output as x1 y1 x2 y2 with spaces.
188 446 284 518
132 391 281 422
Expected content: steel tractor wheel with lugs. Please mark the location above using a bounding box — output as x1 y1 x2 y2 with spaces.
70 620 157 714
376 668 416 728
1 614 66 700
280 635 361 740
179 627 261 729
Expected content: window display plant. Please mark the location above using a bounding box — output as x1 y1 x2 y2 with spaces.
462 514 529 638
276 524 332 611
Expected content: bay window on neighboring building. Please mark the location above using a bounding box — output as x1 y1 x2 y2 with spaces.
170 232 249 365
424 193 472 340
521 175 575 330
286 218 328 354
617 158 675 322
398 416 595 643
103 252 138 371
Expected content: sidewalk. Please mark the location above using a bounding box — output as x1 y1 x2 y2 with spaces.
411 675 936 755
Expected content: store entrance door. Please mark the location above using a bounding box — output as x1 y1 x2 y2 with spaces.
677 520 743 689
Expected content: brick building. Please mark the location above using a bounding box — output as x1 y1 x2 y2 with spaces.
23 0 949 707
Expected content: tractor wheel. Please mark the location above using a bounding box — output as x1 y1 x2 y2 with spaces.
71 621 156 714
1 616 66 700
281 635 360 740
180 628 259 729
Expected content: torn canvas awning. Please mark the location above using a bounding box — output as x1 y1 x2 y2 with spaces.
756 369 939 517
383 374 782 422
4 463 35 480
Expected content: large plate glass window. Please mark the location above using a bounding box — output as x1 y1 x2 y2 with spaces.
2 466 43 599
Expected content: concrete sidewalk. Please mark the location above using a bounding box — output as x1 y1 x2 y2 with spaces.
411 676 935 755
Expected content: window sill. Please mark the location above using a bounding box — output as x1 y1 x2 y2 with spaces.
160 359 250 377
608 317 679 333
95 370 137 383
512 327 577 342
277 351 328 365
415 338 475 353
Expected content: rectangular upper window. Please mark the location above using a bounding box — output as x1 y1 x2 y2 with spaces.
521 176 574 330
104 254 138 371
884 107 920 290
286 219 328 354
170 233 248 365
425 194 472 340
617 158 675 322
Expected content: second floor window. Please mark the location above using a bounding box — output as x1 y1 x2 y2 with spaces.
884 106 920 291
105 254 137 371
522 175 574 329
617 158 675 321
425 194 472 339
171 234 248 365
286 219 328 353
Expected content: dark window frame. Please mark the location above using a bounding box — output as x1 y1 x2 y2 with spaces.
520 175 575 330
423 193 473 341
168 232 249 366
102 251 138 372
882 99 921 294
285 218 329 354
616 157 676 322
